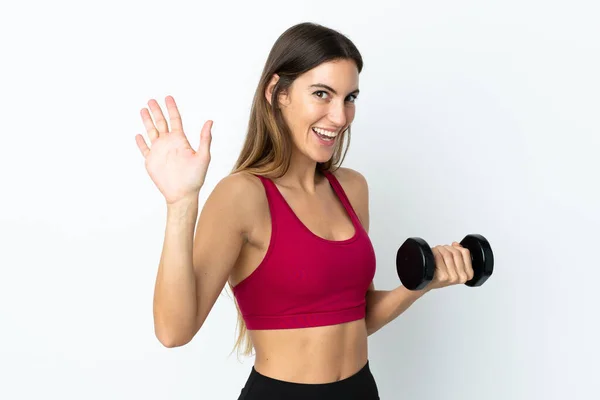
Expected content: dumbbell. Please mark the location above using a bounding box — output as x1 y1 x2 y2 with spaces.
396 234 494 290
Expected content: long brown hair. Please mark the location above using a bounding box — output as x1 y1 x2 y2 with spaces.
227 22 363 358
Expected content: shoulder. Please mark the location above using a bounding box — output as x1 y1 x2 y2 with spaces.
331 167 368 192
216 170 263 194
206 171 266 234
330 167 369 231
215 170 268 209
208 171 262 205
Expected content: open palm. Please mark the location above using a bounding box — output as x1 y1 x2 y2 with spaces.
135 96 212 205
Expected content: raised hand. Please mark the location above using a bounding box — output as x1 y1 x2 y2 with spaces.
135 96 213 205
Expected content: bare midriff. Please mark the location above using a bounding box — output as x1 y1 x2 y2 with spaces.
248 318 369 383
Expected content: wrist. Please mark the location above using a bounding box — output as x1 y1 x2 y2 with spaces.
167 192 199 207
396 284 430 300
166 195 199 220
410 285 432 299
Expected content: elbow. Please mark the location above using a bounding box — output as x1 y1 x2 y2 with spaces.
366 325 380 337
154 324 196 348
155 330 191 348
160 340 187 348
364 318 378 337
152 305 203 348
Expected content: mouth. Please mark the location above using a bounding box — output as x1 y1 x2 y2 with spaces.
311 127 339 144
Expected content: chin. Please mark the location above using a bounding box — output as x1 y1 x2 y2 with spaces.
311 151 335 164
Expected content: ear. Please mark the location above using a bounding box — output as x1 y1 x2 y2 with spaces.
265 73 280 106
265 74 287 105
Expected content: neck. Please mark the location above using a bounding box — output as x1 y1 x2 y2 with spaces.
275 153 324 194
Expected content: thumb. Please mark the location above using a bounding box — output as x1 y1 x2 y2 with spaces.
197 120 213 153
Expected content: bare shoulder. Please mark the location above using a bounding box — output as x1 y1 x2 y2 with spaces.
331 167 369 231
215 170 263 198
332 167 368 191
204 171 265 236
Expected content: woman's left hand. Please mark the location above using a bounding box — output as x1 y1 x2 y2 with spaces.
427 242 475 290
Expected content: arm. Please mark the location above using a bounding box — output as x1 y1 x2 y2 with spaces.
336 168 430 337
365 285 429 336
153 172 253 347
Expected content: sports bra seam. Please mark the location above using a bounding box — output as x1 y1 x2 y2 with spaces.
243 303 367 318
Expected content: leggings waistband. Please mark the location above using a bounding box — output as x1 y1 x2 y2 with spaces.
238 360 380 400
250 360 372 386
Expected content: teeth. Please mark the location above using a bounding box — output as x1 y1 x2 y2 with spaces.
313 127 337 138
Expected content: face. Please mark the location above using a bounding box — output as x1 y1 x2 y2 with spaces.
266 59 360 163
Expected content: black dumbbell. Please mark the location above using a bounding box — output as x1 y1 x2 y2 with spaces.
396 234 494 290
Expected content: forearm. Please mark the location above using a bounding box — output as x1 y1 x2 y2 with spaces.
153 196 199 346
365 285 429 336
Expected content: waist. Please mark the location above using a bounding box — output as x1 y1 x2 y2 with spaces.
251 359 373 386
240 359 380 400
250 319 369 384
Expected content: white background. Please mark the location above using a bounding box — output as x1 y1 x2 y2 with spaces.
1 0 598 399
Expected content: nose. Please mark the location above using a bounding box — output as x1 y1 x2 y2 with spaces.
328 101 347 128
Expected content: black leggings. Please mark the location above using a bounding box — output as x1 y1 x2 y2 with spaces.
236 360 380 400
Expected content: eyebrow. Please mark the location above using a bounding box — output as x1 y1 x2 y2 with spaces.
309 83 360 96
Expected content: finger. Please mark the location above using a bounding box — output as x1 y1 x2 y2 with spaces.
140 108 159 143
165 95 184 134
437 246 458 283
135 134 150 158
197 120 213 155
452 242 473 281
148 98 169 134
445 245 468 283
432 246 449 283
459 246 474 281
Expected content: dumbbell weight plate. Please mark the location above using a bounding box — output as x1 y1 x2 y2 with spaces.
396 237 435 290
460 234 494 287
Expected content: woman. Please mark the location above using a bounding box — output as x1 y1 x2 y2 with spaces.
135 22 474 400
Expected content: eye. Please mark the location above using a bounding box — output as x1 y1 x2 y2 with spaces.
313 91 358 103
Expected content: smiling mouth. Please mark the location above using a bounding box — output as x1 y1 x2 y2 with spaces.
312 127 338 140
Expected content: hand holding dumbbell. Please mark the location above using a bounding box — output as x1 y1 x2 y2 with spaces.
396 234 494 291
